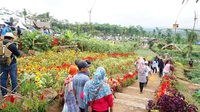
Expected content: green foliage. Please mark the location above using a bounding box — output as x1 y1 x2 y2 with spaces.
1 102 21 112
148 40 154 49
18 73 48 111
166 37 173 44
74 38 137 53
187 66 200 84
193 90 200 104
17 31 53 53
157 43 165 49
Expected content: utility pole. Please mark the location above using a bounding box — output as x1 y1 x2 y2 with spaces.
88 0 97 24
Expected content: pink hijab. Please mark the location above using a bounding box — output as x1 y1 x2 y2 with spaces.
137 57 145 74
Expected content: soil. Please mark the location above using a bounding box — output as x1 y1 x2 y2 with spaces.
113 72 161 112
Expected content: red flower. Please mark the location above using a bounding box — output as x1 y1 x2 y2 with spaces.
40 92 45 100
1 103 7 109
52 37 58 45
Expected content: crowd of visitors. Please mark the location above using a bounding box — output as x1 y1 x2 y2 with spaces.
62 59 114 112
135 55 175 94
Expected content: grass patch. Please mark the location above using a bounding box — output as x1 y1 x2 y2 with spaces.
134 48 157 60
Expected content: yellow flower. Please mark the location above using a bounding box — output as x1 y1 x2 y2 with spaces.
36 81 41 87
35 75 40 81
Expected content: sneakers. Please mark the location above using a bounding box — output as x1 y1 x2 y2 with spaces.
3 94 8 98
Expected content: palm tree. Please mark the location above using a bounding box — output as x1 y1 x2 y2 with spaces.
22 8 27 23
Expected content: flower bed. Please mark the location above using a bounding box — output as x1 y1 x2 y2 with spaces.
147 75 198 112
1 50 138 111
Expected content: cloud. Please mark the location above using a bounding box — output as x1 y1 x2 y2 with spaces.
1 0 200 28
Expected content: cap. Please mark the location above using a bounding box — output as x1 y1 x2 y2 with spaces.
77 61 90 70
85 60 91 66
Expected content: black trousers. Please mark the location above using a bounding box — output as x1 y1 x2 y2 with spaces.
153 67 157 73
159 67 163 77
139 82 145 92
80 107 85 112
146 76 148 86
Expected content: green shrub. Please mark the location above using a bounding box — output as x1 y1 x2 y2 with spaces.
148 41 154 49
157 43 166 49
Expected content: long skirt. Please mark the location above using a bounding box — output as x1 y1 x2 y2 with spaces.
66 90 79 112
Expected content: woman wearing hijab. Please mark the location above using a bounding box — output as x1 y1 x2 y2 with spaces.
137 57 147 94
63 65 79 112
83 67 114 112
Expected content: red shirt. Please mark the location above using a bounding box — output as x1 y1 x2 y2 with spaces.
90 94 114 112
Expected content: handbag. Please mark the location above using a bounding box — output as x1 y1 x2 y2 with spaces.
88 84 103 112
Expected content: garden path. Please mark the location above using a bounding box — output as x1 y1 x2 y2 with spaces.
113 72 161 112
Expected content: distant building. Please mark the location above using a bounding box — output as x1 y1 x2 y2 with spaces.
33 21 50 34
33 21 50 29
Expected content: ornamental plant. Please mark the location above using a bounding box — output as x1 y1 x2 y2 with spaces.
147 75 198 112
147 89 198 112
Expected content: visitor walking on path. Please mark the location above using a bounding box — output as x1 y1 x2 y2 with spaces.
152 59 158 73
158 56 164 77
163 59 174 76
83 67 114 112
137 57 148 94
0 32 21 98
73 61 90 112
63 75 79 112
17 26 21 38
145 61 152 86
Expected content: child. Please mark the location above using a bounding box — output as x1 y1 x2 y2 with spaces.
145 61 152 86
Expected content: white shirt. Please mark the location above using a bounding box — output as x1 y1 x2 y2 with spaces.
145 65 151 76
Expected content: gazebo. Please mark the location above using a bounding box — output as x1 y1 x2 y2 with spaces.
33 21 50 29
161 44 182 52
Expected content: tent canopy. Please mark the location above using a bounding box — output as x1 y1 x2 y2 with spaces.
15 21 27 30
0 19 5 25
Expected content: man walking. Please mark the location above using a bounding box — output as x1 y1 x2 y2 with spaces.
0 32 21 97
73 61 90 112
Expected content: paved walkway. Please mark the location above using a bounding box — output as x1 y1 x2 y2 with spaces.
113 73 161 112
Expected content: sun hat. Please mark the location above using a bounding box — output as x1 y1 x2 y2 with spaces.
2 32 17 40
77 61 90 70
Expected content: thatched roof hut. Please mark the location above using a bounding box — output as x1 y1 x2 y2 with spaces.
161 44 182 52
33 21 50 29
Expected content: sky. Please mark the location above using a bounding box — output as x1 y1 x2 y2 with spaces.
1 0 200 28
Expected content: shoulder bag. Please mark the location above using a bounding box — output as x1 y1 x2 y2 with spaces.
88 84 103 112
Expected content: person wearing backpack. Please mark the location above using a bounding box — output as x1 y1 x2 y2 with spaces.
0 32 21 98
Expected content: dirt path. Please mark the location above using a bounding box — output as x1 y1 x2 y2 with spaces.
113 72 161 112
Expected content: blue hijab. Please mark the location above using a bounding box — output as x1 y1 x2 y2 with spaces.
83 67 112 104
